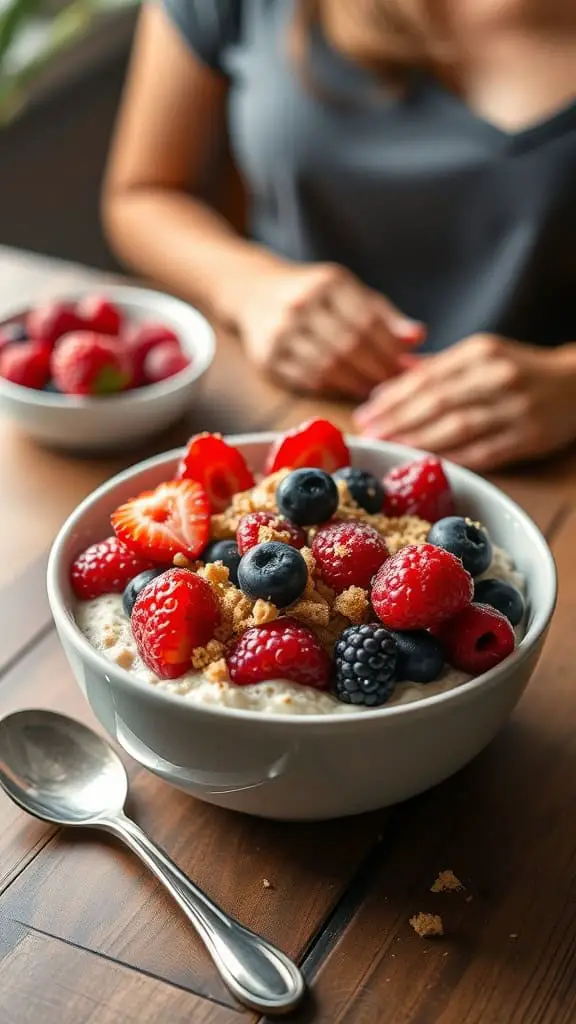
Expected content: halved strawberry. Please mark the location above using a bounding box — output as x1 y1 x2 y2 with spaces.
265 419 351 475
111 479 210 563
176 433 255 512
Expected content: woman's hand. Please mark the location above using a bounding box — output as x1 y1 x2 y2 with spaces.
236 259 424 399
354 334 576 470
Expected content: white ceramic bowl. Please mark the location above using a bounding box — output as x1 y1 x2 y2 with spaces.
0 286 215 452
47 435 557 821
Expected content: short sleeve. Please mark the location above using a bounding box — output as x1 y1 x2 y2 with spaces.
160 0 241 72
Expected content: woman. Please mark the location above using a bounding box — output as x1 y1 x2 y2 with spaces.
103 0 576 470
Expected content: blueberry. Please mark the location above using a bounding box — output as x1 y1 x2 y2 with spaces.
201 539 241 586
237 541 308 607
427 516 492 577
474 578 525 627
333 467 385 514
1 322 27 343
122 568 167 617
277 468 339 526
389 630 445 684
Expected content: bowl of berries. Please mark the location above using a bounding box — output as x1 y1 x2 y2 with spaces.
47 419 556 820
0 287 215 452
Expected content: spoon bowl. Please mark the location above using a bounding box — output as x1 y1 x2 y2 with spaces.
0 709 127 825
0 708 305 1015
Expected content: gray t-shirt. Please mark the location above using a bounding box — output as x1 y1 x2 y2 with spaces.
162 0 576 352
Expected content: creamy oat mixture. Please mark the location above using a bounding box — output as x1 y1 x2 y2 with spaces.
76 540 525 717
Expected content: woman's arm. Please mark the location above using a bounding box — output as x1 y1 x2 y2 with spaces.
102 3 281 328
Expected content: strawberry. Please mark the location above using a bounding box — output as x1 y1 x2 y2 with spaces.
132 568 221 679
144 341 189 383
27 300 81 349
70 536 158 600
0 341 51 389
126 322 180 386
52 331 131 395
265 419 350 475
176 433 255 512
77 294 123 335
112 479 211 562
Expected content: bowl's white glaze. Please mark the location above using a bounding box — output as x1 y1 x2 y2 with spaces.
0 286 215 452
47 436 557 820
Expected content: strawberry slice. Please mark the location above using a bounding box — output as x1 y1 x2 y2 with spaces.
111 479 210 563
176 433 255 512
265 419 350 475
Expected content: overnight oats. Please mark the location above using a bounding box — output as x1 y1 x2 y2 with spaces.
73 419 526 716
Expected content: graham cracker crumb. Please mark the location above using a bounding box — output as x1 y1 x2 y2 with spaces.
199 561 230 585
333 587 370 624
102 629 116 649
431 870 464 894
300 546 317 576
290 598 331 628
116 648 135 670
258 520 294 546
191 640 226 670
334 543 351 558
210 512 238 540
249 599 279 626
315 614 350 654
410 913 444 938
204 658 230 684
173 552 194 569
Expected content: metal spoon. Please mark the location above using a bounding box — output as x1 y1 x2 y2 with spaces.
0 708 304 1015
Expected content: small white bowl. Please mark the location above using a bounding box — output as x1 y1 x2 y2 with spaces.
47 436 557 821
0 285 215 453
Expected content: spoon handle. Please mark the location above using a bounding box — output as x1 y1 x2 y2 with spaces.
100 811 304 1015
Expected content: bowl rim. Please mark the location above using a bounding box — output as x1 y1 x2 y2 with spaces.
0 285 215 409
47 433 558 727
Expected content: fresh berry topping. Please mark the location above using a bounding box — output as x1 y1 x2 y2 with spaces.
433 603 515 674
76 295 123 335
427 516 492 577
228 619 331 689
112 479 210 563
237 541 308 607
265 419 350 475
201 539 242 585
0 322 27 349
132 568 220 679
383 456 455 523
334 624 398 706
176 433 255 513
333 466 385 514
276 468 339 526
389 630 445 683
236 512 306 556
312 521 389 593
473 578 525 627
27 300 80 348
144 341 189 383
122 567 167 617
52 332 131 395
70 536 157 600
372 543 473 630
0 341 50 389
127 322 180 385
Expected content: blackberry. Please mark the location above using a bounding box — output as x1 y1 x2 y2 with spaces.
334 624 398 707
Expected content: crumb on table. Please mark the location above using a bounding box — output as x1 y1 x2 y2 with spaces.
410 912 444 938
262 878 273 889
431 870 464 893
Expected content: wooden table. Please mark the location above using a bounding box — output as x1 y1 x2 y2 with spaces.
1 246 576 1024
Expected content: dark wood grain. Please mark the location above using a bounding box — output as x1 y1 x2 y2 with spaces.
0 920 245 1024
287 512 576 1024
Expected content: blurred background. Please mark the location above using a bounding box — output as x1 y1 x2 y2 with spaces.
0 0 136 270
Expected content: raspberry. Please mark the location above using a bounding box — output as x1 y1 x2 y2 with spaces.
70 536 157 600
0 341 51 389
126 322 180 386
132 568 220 679
312 521 389 593
383 456 455 523
27 300 81 349
144 341 189 383
52 331 131 395
371 543 473 630
433 603 515 675
227 619 331 689
236 512 306 555
77 295 123 335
